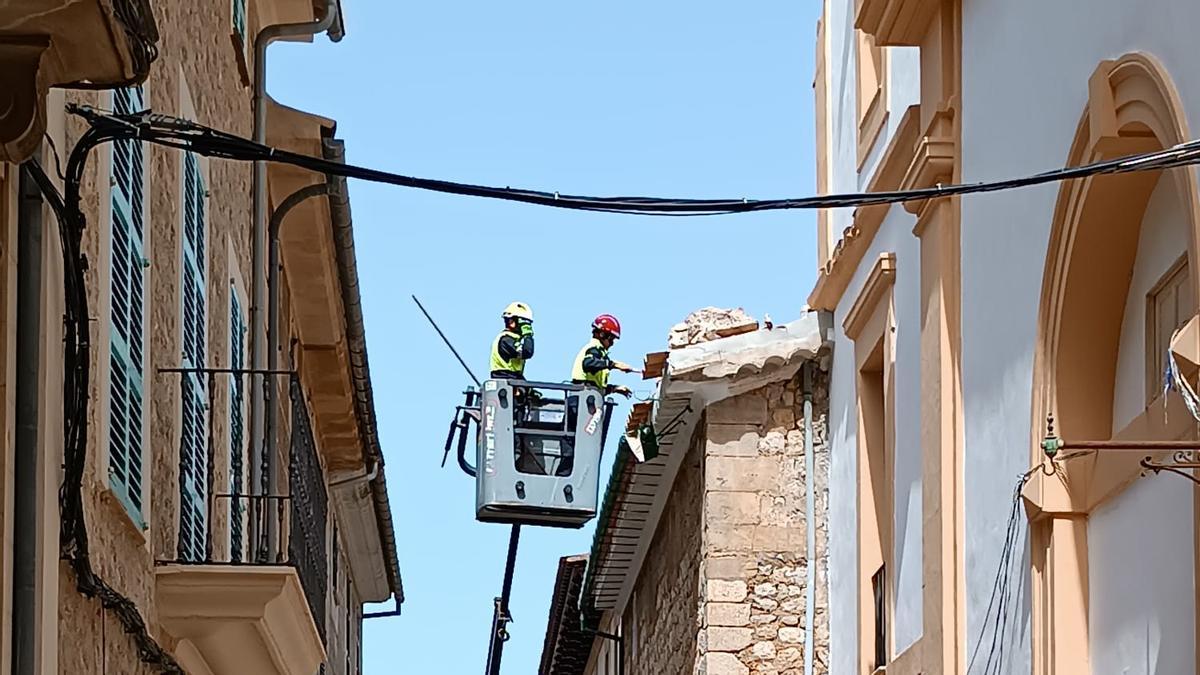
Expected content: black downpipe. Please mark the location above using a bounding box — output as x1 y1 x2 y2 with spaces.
13 163 44 675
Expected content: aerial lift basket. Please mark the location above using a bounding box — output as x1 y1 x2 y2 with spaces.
448 379 615 528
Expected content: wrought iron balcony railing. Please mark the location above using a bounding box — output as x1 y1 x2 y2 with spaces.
159 368 328 642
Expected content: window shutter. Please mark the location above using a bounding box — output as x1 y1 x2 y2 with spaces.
232 0 248 46
108 86 147 526
178 152 209 562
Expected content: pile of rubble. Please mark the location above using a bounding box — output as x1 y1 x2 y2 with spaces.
667 307 760 349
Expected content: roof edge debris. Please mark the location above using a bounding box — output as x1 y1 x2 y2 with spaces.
666 311 832 383
579 309 832 629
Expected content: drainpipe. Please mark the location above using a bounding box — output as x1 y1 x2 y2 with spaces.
322 137 404 608
802 362 816 675
249 0 340 558
13 163 44 675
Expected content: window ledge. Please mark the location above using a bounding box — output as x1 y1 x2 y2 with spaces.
858 86 888 169
98 483 148 542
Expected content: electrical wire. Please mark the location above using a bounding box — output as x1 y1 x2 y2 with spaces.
69 105 1200 218
48 104 1200 675
966 470 1036 675
25 140 184 674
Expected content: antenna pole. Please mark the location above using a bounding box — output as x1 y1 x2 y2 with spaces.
412 295 481 387
412 295 520 674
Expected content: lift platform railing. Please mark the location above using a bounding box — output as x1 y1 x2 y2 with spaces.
157 368 329 642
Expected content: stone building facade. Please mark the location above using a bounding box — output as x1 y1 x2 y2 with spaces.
0 1 403 674
540 311 831 675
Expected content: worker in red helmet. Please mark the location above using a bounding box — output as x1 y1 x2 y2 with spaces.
571 313 637 398
557 314 637 477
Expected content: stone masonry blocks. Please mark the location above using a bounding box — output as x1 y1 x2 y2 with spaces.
700 369 830 675
707 603 752 627
708 579 749 603
617 366 829 674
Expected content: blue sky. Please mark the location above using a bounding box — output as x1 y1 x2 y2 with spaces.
269 0 821 671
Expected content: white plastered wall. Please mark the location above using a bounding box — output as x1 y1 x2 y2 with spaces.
959 1 1200 672
827 201 922 674
1112 177 1190 431
1088 473 1194 674
1090 169 1195 674
824 0 923 672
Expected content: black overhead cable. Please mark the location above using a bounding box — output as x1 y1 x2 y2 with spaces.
44 104 1200 675
70 104 1200 217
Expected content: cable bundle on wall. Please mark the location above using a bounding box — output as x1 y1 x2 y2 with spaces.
25 128 184 673
965 473 1033 675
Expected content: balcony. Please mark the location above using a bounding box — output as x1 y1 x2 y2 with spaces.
156 374 329 675
0 0 158 161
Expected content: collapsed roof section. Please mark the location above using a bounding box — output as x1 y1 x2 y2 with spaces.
581 309 832 618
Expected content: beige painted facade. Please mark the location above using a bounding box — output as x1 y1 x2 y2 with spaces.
815 1 1200 673
0 1 402 674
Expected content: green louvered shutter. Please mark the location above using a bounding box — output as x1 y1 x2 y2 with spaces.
178 152 209 562
229 285 247 562
232 0 247 46
109 86 147 527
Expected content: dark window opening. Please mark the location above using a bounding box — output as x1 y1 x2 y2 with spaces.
872 564 887 670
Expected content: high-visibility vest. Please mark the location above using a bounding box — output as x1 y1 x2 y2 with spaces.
571 338 608 389
490 330 525 375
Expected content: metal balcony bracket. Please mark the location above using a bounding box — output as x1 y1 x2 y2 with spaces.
1141 452 1200 487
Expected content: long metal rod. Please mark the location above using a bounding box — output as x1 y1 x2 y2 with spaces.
802 362 816 675
1057 440 1200 451
412 295 481 387
158 367 292 375
485 524 522 675
587 629 625 675
407 296 513 671
13 163 44 675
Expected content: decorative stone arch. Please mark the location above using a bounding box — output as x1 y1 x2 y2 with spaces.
1026 52 1200 675
1034 52 1200 450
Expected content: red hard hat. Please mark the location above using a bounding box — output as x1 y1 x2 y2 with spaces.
592 314 621 338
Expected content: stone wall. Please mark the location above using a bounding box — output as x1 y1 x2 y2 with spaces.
699 369 831 675
56 1 309 672
622 420 705 674
598 365 832 675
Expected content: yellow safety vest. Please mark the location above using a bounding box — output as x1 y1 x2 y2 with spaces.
571 338 608 389
490 330 525 375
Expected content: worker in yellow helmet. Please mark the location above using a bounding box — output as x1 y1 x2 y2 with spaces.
490 302 543 474
490 302 535 379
